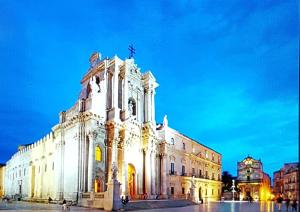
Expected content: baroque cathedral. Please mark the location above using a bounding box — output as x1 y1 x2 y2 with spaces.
4 53 222 205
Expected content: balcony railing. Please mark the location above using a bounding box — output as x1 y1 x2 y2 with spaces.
169 171 177 176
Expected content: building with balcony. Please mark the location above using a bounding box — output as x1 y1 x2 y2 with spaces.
273 162 299 200
157 120 222 201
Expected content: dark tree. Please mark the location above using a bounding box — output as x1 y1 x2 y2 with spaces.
222 171 233 192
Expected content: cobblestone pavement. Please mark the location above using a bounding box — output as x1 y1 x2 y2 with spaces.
138 201 299 212
0 200 298 211
0 201 101 211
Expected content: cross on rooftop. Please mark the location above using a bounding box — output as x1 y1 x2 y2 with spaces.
128 45 136 59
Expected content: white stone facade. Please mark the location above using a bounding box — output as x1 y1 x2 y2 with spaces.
4 53 222 204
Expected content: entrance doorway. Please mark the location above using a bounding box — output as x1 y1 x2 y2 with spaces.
128 164 136 199
199 187 202 201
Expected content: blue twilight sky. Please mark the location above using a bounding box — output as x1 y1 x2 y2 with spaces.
0 0 298 178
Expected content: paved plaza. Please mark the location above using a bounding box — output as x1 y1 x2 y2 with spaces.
0 200 298 211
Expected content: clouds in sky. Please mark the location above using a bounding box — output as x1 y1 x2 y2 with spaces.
0 0 298 177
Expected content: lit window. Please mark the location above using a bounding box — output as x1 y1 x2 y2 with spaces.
94 179 101 192
95 146 102 161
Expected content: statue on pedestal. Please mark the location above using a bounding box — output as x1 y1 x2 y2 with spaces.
111 162 118 180
163 115 168 127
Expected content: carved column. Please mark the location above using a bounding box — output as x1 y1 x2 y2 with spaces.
161 153 167 197
112 64 120 120
117 139 123 185
151 90 155 123
107 126 119 181
144 148 151 196
123 74 128 118
106 126 113 182
87 133 95 192
120 131 129 196
144 88 150 122
151 150 156 195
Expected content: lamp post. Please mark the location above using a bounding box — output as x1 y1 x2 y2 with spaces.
231 179 236 201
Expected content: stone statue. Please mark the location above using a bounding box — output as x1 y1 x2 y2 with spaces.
111 162 118 180
163 115 168 127
128 100 133 116
191 176 196 188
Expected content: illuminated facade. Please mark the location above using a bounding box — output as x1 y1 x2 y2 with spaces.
0 164 4 197
273 163 299 200
237 156 271 201
4 53 221 203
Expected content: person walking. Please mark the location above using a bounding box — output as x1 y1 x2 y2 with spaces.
62 199 67 210
291 198 297 211
276 195 283 211
286 197 290 211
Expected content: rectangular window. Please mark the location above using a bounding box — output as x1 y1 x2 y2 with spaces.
183 143 185 150
52 162 54 170
212 173 215 180
182 187 185 194
206 171 208 178
24 169 26 176
192 168 195 176
205 189 207 195
118 78 123 109
45 164 47 172
212 189 214 195
182 165 185 176
171 187 174 195
199 169 202 177
171 163 174 174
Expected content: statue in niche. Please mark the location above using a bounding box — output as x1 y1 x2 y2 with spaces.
128 100 133 116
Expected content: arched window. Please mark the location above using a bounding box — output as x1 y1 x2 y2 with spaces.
95 146 102 161
86 83 92 98
171 138 174 145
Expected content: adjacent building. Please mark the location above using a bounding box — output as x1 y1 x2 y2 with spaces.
273 162 299 200
236 156 271 201
4 52 221 205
